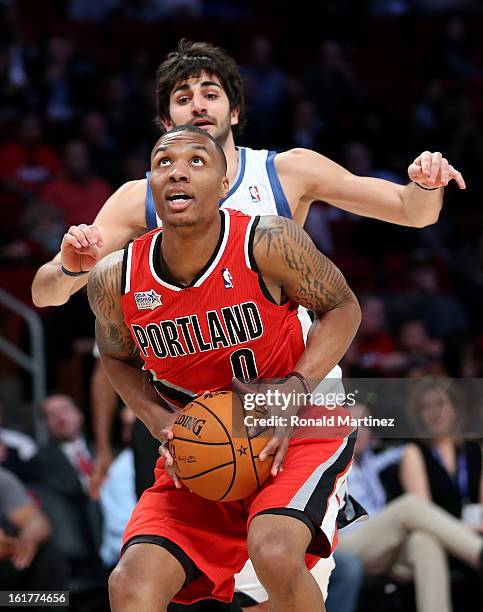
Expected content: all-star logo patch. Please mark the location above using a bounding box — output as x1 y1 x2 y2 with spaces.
134 289 162 310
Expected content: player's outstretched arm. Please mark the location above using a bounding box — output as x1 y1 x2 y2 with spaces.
87 251 172 440
253 215 361 386
276 148 465 228
31 179 147 307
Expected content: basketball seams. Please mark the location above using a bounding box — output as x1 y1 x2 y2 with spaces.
172 436 232 446
179 461 235 481
190 399 237 500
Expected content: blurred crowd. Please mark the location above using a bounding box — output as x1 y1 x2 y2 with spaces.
0 0 483 610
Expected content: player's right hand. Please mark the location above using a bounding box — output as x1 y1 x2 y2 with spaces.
61 224 104 273
158 427 182 489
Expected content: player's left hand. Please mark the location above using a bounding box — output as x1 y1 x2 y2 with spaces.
233 376 307 477
408 151 466 189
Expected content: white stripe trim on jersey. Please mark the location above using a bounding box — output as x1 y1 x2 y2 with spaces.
297 306 312 343
124 242 133 294
288 432 353 512
148 230 183 292
244 216 256 270
192 208 231 287
321 462 352 546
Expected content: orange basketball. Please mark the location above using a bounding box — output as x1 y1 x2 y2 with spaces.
168 391 273 501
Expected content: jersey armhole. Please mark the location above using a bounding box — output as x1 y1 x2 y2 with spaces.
145 172 157 230
245 216 277 305
266 151 292 219
121 243 133 295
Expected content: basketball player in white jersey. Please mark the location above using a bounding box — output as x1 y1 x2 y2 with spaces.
31 40 466 610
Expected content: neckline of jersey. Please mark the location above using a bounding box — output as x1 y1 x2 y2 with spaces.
151 209 227 290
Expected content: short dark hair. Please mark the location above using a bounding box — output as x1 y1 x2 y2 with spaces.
160 125 227 172
155 39 245 136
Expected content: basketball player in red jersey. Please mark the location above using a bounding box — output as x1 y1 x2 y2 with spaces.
88 125 361 612
33 40 465 507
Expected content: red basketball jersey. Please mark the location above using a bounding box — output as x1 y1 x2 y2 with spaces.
120 209 305 410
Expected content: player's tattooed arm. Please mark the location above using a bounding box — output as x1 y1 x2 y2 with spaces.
253 216 355 314
87 251 172 439
253 215 361 382
87 250 136 361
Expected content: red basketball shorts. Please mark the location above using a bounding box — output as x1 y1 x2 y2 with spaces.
122 414 355 605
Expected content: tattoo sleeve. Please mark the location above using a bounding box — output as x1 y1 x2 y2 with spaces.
253 216 355 315
87 251 136 360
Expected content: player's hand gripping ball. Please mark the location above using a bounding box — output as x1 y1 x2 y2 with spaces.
169 391 273 501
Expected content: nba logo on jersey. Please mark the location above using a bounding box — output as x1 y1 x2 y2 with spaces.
249 185 261 203
222 268 234 289
134 289 162 310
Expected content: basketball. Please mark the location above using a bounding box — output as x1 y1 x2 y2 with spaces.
168 391 274 501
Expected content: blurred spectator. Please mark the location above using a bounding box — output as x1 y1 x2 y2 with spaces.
0 114 60 199
43 37 76 122
0 403 37 482
432 15 481 79
412 78 446 139
304 40 364 135
0 466 68 591
344 295 406 376
338 404 483 612
27 395 103 569
101 73 145 147
20 198 66 261
240 36 287 147
284 99 324 151
81 111 122 186
388 260 469 340
398 320 446 376
41 140 112 228
342 141 403 183
401 379 483 521
99 406 137 568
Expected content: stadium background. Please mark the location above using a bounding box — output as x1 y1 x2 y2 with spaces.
0 0 482 611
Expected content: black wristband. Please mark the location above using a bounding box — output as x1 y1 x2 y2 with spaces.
413 181 441 191
60 264 89 277
287 371 311 394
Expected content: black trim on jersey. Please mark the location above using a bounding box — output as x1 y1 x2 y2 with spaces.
121 535 201 587
121 245 129 295
151 377 196 406
247 216 278 305
304 429 357 528
152 210 226 289
252 508 317 540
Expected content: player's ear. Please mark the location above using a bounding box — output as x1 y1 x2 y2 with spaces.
230 106 240 126
221 176 229 199
161 116 174 131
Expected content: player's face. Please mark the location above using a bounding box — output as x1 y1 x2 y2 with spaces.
150 131 229 228
162 72 239 146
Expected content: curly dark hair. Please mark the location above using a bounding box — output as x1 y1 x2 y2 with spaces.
155 39 245 136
